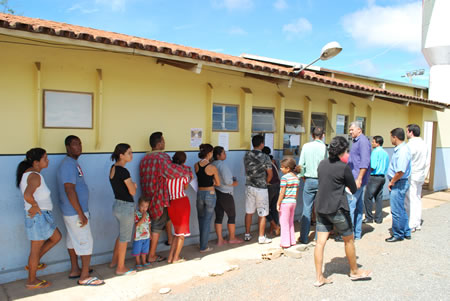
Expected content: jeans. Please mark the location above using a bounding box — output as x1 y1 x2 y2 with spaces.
390 179 411 238
348 185 365 239
299 178 318 244
197 190 217 251
364 176 385 223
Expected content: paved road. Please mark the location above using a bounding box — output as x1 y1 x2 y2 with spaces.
149 202 450 301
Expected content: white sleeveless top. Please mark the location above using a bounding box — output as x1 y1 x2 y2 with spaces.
20 171 53 211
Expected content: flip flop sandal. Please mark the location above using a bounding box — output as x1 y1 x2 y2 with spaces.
77 277 105 286
68 268 94 279
349 271 373 281
115 269 137 276
136 265 144 270
26 280 51 290
313 279 333 287
143 263 152 268
25 263 47 271
171 258 186 264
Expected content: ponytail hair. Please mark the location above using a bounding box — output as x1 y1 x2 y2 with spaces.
198 144 213 159
16 148 46 187
280 157 301 173
328 136 349 161
213 146 224 160
111 143 131 162
172 151 187 165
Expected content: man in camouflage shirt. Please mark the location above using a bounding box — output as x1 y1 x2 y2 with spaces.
243 135 273 244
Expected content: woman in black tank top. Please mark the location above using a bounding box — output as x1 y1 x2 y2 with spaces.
194 144 220 252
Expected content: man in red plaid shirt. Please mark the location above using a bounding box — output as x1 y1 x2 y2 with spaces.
140 132 192 263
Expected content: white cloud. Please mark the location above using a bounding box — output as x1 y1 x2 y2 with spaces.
95 0 128 12
282 18 312 38
355 59 378 76
274 0 287 10
67 4 99 14
228 26 247 35
213 0 253 11
342 1 421 52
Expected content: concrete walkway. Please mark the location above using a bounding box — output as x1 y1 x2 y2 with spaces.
1 190 449 301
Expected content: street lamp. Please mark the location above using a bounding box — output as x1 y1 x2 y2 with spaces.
401 69 425 83
294 41 343 75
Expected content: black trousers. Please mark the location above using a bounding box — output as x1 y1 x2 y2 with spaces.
363 175 385 223
266 183 280 225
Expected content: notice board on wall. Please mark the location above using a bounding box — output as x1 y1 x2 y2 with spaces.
43 90 93 129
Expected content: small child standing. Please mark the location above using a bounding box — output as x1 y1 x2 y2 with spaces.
132 197 151 270
276 158 300 249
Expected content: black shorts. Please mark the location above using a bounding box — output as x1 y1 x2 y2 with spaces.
316 209 353 237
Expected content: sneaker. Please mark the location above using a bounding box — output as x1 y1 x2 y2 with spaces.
244 233 252 241
258 236 272 244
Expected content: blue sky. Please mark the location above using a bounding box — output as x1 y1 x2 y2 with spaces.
7 0 429 86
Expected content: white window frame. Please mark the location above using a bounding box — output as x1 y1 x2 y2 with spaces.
212 103 239 132
252 107 276 133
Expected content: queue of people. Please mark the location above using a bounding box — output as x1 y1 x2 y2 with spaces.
16 123 428 289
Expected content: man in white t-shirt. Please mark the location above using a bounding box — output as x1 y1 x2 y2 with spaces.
405 124 429 232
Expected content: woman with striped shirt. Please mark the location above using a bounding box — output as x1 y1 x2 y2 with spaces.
167 151 192 264
276 158 300 249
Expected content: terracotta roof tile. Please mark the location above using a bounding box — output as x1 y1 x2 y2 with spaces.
0 13 447 109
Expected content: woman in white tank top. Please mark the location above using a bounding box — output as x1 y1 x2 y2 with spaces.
16 148 62 290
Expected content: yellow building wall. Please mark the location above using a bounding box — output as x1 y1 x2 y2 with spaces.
1 34 450 155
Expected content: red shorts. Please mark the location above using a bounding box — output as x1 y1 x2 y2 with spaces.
168 196 191 236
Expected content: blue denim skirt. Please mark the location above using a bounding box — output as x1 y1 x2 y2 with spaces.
24 210 57 241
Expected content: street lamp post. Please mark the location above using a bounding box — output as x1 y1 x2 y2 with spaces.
293 41 343 75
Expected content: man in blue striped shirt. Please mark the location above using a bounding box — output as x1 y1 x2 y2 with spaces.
363 136 389 224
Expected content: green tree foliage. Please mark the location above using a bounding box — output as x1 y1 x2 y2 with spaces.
1 0 15 14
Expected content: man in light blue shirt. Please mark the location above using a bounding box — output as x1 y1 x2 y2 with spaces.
57 135 104 285
363 135 389 224
385 128 411 243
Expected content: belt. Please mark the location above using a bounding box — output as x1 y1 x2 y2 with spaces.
371 174 385 177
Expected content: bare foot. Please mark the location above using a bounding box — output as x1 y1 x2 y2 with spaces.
228 238 244 244
108 262 117 269
68 268 82 278
314 277 333 287
217 240 228 246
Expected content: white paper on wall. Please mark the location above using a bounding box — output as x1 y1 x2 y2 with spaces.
264 133 274 152
289 134 300 146
218 132 229 151
190 128 203 148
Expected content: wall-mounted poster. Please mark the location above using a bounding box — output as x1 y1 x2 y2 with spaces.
43 90 93 129
190 128 203 147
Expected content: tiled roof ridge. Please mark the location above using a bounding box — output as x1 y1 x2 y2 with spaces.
0 13 447 108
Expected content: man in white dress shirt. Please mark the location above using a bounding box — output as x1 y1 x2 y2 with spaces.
405 124 429 232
